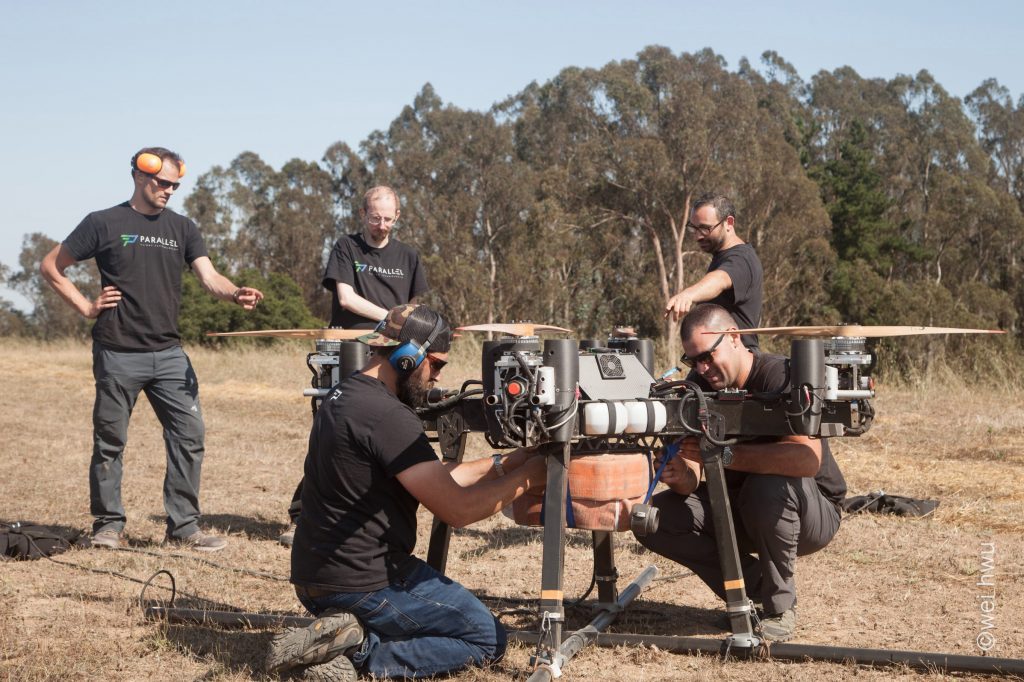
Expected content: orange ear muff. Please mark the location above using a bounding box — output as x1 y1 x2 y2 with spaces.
177 162 186 178
135 153 163 175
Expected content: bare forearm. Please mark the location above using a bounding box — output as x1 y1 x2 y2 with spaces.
337 284 388 322
725 439 821 477
439 455 547 528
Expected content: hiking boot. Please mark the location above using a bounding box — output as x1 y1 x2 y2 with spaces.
266 611 363 676
302 654 357 682
757 606 796 642
279 523 297 547
91 529 122 549
163 529 228 552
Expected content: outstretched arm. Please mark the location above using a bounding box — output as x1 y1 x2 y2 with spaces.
397 447 547 528
665 270 733 321
190 256 264 310
40 244 121 319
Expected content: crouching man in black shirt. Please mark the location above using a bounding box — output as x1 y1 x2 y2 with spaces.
270 304 547 680
636 304 846 642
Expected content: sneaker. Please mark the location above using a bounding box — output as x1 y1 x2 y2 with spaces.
163 529 228 552
302 654 357 682
266 611 363 676
91 529 122 549
279 523 297 547
757 606 796 642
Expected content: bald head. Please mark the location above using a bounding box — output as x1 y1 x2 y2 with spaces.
680 304 736 343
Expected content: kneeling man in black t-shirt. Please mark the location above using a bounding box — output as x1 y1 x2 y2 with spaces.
637 303 846 643
269 304 546 680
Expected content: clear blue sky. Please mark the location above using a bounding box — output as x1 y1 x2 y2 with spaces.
2 0 1021 311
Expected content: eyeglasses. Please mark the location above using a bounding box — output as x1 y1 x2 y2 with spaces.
680 334 725 367
685 217 726 236
366 214 397 227
426 355 448 373
149 176 181 190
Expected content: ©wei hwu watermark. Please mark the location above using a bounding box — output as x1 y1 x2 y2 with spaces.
976 540 996 652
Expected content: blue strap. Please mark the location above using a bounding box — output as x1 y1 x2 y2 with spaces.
644 442 679 503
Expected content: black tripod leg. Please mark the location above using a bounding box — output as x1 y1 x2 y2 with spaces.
700 439 757 646
591 530 619 607
538 442 569 646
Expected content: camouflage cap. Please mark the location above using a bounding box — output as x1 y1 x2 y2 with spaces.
357 303 452 352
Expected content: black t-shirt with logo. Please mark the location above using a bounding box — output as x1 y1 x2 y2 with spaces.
687 352 847 509
63 202 208 351
707 243 763 350
322 234 428 329
291 373 439 592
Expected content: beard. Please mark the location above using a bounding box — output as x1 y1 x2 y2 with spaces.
396 370 432 409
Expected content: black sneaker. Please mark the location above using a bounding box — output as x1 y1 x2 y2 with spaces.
163 529 228 552
266 611 363 676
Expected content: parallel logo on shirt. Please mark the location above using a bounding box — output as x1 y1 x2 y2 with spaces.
120 234 180 250
354 260 405 278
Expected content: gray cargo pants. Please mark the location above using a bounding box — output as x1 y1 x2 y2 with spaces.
90 344 206 539
637 474 840 616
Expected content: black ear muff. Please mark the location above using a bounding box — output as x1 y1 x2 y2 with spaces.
389 315 445 373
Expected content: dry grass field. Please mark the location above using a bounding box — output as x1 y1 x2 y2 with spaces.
1 338 1022 681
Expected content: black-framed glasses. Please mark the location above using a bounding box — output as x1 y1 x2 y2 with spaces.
680 333 725 367
150 176 181 190
366 214 398 227
685 217 725 236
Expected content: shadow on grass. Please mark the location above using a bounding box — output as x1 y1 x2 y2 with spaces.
453 524 601 557
145 512 289 541
161 623 274 680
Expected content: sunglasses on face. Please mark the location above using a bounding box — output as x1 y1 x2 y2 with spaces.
680 333 726 368
684 217 726 236
149 175 181 190
426 355 448 373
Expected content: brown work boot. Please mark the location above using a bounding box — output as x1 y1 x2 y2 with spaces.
90 529 122 549
266 611 363 677
757 606 796 642
302 654 357 681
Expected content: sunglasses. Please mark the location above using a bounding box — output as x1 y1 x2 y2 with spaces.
680 333 725 368
684 217 726 236
427 355 448 373
150 176 181 190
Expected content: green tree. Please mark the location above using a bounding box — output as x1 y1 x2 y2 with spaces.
8 234 97 339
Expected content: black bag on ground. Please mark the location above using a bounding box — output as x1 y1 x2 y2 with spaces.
841 492 939 517
1 523 87 560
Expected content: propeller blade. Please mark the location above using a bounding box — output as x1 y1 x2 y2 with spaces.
457 323 573 337
704 325 1006 338
206 328 367 340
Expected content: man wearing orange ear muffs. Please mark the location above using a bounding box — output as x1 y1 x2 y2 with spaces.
40 146 264 553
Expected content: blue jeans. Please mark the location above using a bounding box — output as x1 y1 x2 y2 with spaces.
297 558 507 679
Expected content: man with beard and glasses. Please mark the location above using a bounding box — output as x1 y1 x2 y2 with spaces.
665 193 763 350
272 304 547 680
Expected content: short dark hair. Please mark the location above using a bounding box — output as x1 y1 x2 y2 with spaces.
131 146 184 174
680 304 735 343
692 193 736 222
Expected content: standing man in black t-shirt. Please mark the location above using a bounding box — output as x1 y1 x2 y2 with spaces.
278 186 429 546
39 147 264 552
636 304 846 642
665 193 763 350
323 185 428 329
267 304 547 680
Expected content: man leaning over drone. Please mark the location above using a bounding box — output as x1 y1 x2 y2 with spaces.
636 303 847 642
268 304 547 680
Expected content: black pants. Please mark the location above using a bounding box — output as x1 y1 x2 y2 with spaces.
636 475 840 615
288 479 303 522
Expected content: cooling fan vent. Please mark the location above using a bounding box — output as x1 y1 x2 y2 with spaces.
597 353 625 379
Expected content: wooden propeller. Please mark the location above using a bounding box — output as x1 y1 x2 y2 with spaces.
705 325 1006 338
457 323 573 337
206 328 367 340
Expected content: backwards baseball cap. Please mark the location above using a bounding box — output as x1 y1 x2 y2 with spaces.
357 303 452 353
